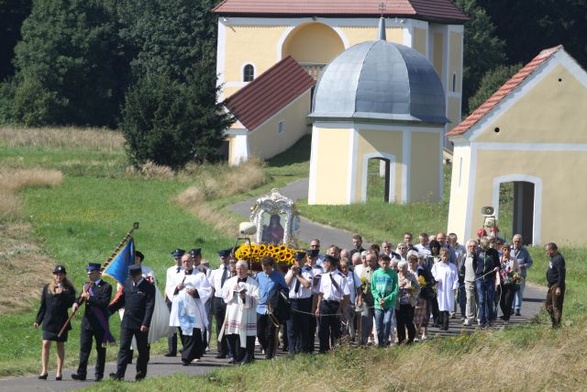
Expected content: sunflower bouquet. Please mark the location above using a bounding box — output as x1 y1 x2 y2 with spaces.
234 243 299 271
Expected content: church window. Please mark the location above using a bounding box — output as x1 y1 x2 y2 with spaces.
243 64 254 82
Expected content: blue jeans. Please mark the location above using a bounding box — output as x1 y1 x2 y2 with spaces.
476 279 496 325
513 280 525 311
374 308 393 347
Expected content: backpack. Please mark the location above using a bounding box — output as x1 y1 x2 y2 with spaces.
268 288 291 324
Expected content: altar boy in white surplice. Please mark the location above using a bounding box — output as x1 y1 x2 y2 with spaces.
221 260 259 365
169 254 211 366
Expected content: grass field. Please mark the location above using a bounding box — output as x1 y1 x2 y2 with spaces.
1 127 586 390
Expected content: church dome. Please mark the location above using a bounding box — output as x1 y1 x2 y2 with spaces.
310 40 448 123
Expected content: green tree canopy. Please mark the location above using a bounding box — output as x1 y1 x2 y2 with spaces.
8 0 123 126
455 0 507 115
468 64 521 112
119 0 233 168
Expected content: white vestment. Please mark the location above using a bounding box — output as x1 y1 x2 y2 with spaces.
169 272 211 336
221 276 259 347
431 262 459 312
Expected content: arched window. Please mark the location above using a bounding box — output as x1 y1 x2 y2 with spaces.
243 64 254 82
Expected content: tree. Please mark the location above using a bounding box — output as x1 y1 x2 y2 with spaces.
454 0 508 115
7 0 123 126
0 0 32 81
477 0 587 69
119 0 233 168
121 71 233 169
468 64 521 112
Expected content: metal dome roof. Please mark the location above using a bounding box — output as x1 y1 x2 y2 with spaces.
310 40 448 124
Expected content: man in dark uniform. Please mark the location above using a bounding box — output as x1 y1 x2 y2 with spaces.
545 242 566 328
71 263 113 382
109 264 155 381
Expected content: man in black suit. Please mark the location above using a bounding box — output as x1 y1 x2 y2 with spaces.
71 263 113 382
109 264 155 381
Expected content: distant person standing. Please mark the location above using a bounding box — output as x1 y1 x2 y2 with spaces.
34 265 76 381
511 234 533 316
71 263 113 382
349 234 366 258
545 243 566 328
108 264 155 381
164 249 184 357
371 255 398 348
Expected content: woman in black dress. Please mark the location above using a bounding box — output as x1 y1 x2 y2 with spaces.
34 265 76 380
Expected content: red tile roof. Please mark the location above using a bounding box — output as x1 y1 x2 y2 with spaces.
224 56 315 131
446 45 563 137
214 0 468 23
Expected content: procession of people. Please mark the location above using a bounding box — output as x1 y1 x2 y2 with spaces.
33 230 561 382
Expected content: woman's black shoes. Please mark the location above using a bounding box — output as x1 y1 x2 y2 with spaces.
38 373 48 380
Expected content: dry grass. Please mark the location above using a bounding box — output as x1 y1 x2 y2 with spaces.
0 126 124 152
0 168 64 313
175 158 266 236
0 168 63 220
0 222 56 314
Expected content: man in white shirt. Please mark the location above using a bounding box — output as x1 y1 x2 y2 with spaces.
285 252 313 354
208 249 232 359
314 255 350 353
163 249 184 357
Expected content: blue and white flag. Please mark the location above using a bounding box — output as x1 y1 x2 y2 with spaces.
103 238 135 284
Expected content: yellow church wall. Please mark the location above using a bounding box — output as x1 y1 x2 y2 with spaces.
447 96 461 129
354 128 403 202
410 132 441 202
223 26 288 83
246 92 312 161
412 28 427 55
473 149 587 245
476 64 587 144
432 32 445 79
447 145 472 242
448 31 462 93
341 26 404 46
283 23 345 63
312 126 353 204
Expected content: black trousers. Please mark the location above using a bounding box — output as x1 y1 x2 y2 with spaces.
318 300 341 353
396 304 416 343
257 313 278 359
213 297 229 356
166 299 177 355
77 328 106 378
115 327 149 379
286 298 313 354
181 328 204 363
500 284 516 321
226 334 255 363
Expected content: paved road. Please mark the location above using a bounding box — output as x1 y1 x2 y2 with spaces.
1 178 546 391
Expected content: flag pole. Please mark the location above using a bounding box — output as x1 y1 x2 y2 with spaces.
57 222 139 337
100 222 140 273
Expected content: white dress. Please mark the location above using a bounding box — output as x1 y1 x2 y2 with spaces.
431 262 459 312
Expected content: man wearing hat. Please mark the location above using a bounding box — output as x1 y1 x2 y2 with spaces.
108 264 155 381
314 255 350 353
164 249 184 357
285 251 314 354
208 249 233 360
71 263 113 382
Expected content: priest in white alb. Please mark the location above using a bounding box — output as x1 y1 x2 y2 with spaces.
169 254 211 366
221 260 259 365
